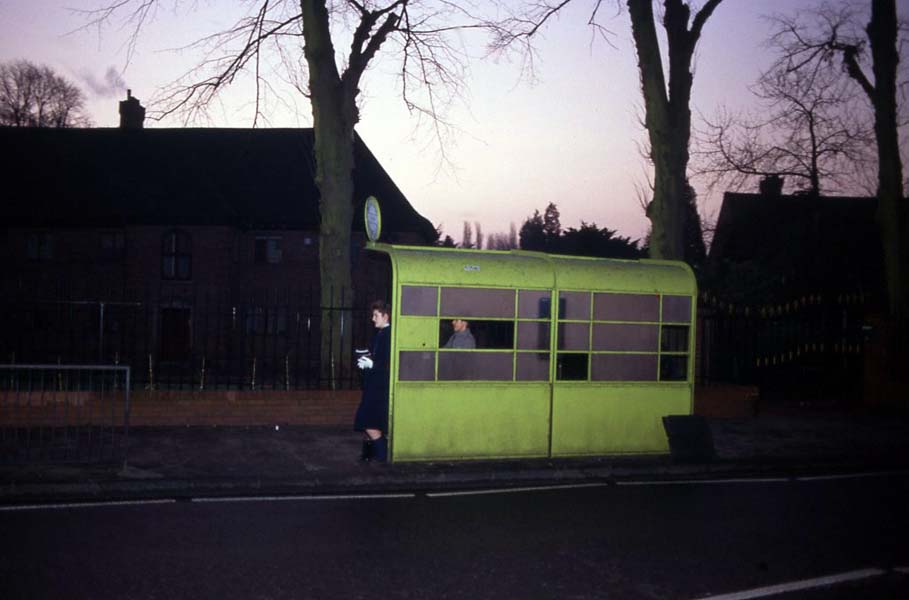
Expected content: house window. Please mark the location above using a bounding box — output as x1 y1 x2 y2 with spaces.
26 233 53 261
254 236 283 264
100 231 126 260
162 229 192 280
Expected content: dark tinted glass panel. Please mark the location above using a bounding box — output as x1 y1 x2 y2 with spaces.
438 351 513 381
518 290 551 319
516 353 550 380
591 354 658 381
517 321 550 350
660 355 688 381
440 288 515 318
559 291 590 320
592 324 659 352
661 325 689 352
662 295 692 323
401 286 438 316
557 322 589 350
399 351 435 380
594 293 659 322
556 354 588 380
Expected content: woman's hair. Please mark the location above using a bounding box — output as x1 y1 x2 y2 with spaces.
370 300 391 317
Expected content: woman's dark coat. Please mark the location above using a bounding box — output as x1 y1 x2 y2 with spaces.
353 325 390 432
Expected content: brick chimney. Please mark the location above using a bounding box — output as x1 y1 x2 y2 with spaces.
758 175 784 197
119 89 145 129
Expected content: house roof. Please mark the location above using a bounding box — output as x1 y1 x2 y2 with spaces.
708 191 884 300
0 126 436 241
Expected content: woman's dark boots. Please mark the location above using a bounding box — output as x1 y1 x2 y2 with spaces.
372 436 388 462
360 439 375 462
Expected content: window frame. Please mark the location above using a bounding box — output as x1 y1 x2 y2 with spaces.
395 285 693 384
161 229 192 281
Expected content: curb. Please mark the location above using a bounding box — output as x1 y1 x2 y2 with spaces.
3 460 907 506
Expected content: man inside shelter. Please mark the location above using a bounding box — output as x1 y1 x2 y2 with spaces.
443 319 476 349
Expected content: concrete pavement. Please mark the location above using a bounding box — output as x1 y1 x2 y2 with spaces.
2 410 909 505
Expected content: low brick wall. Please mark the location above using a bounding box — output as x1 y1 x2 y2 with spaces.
694 383 759 418
0 390 361 427
3 385 759 427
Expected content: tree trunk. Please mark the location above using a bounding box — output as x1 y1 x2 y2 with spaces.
867 0 905 327
628 0 721 261
301 0 358 387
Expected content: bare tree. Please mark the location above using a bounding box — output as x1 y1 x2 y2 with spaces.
82 0 489 386
768 0 906 327
473 221 484 249
696 61 876 196
486 223 518 250
0 60 91 127
489 0 724 261
461 220 473 248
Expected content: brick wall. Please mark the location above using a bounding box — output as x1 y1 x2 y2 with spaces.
0 390 360 427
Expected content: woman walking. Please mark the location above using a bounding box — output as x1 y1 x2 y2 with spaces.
354 301 391 462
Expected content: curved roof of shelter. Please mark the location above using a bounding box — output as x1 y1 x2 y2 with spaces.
370 245 696 295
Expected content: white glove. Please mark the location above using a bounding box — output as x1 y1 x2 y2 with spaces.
357 356 374 370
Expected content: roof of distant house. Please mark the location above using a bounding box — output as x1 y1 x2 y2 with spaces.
0 126 436 242
708 191 884 299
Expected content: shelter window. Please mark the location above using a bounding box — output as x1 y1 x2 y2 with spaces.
592 354 658 381
558 291 692 383
399 351 435 381
659 355 687 381
516 353 549 380
440 287 515 319
438 351 513 381
557 322 590 351
439 319 514 350
557 353 588 380
662 295 692 323
517 321 549 351
559 291 591 320
592 324 659 352
401 286 438 316
659 295 691 381
594 293 659 322
518 290 552 319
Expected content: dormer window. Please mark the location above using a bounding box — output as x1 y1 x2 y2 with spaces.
162 229 192 280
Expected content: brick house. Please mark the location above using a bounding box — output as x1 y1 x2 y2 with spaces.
0 94 436 395
700 177 885 406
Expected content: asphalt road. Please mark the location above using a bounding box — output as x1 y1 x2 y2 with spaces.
1 472 907 599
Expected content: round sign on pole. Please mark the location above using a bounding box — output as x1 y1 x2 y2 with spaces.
364 196 382 242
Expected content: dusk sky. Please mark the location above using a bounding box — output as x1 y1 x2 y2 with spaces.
2 1 904 244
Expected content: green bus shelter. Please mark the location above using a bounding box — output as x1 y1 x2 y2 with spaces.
366 243 696 463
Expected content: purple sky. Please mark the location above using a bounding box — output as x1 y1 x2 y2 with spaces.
1 1 903 244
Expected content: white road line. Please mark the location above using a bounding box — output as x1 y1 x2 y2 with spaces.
0 499 176 512
191 493 415 503
617 478 789 486
795 471 899 482
426 482 611 497
694 568 886 600
895 566 909 574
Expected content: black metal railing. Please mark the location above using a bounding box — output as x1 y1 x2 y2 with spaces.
0 364 130 464
0 286 386 391
696 293 867 404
